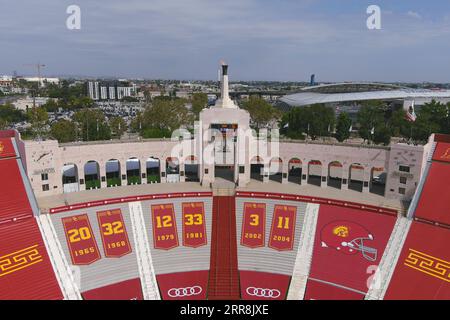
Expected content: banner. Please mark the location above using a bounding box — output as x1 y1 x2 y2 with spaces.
151 204 179 250
241 202 266 248
62 214 101 265
97 209 132 258
182 202 207 248
268 205 297 251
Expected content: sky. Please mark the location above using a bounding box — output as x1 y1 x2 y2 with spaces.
1 0 450 82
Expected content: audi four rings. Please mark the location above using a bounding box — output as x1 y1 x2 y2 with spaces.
168 286 203 298
246 287 281 298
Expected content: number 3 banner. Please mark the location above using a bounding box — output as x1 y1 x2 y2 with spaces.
182 202 207 248
62 214 101 265
151 204 179 250
97 209 132 258
241 203 266 248
269 205 297 251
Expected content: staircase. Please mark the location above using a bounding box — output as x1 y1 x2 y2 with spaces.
207 196 240 299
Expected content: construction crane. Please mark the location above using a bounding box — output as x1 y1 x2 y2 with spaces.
23 63 46 88
23 63 46 108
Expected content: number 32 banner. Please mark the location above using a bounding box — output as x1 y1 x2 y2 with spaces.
151 204 179 250
62 214 101 265
269 205 297 251
241 203 266 248
97 209 132 258
182 202 207 248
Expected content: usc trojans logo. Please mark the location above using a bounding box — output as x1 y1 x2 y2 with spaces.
333 226 349 238
441 148 450 160
0 142 4 154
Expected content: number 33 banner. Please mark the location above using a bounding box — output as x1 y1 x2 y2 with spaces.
62 214 101 265
151 204 179 250
97 209 132 258
182 202 207 248
269 205 297 251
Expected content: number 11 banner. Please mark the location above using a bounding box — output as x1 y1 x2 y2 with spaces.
269 205 297 251
182 202 207 248
97 209 132 258
151 204 179 250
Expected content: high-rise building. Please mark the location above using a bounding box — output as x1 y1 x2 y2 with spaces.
86 80 135 101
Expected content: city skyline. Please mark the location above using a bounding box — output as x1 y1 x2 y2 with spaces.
1 0 450 82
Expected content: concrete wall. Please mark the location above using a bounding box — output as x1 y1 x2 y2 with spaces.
23 136 428 202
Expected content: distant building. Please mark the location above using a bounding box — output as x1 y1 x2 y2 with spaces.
13 97 51 111
86 81 135 101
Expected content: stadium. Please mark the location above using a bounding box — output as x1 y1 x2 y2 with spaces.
279 82 450 120
0 64 449 300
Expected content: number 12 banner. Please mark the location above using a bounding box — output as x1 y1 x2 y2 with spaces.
182 202 207 248
269 205 297 251
62 214 101 265
241 203 266 248
97 209 132 258
151 204 179 250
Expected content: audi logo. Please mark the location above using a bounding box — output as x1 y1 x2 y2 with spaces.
168 286 202 298
246 287 281 299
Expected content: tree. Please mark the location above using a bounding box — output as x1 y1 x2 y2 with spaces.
242 95 282 129
335 112 352 142
50 120 77 143
357 100 386 142
0 103 27 123
0 117 8 130
373 124 391 145
109 117 127 139
191 93 208 118
282 104 334 140
73 109 111 141
28 107 49 139
141 97 193 133
42 99 59 113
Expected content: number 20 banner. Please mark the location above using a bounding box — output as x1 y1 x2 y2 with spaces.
182 202 207 248
97 209 132 258
269 205 297 251
62 214 101 265
151 204 179 250
241 202 266 248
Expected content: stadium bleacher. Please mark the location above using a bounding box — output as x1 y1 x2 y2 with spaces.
49 204 143 299
0 135 63 299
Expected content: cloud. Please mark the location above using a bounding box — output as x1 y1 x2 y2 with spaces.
407 11 422 19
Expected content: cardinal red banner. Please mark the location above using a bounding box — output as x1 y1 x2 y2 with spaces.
151 204 179 250
62 214 101 265
269 205 297 251
182 202 207 248
241 202 266 248
97 209 132 258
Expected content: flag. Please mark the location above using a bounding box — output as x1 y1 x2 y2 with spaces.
405 102 417 122
349 125 353 132
370 127 375 135
307 123 310 132
283 123 289 129
327 124 330 132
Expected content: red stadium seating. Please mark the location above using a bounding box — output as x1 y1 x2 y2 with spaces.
0 137 16 159
307 205 396 297
414 162 450 226
82 278 143 300
0 158 34 223
0 218 63 300
304 280 365 300
208 196 240 299
384 222 450 300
